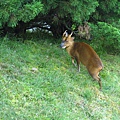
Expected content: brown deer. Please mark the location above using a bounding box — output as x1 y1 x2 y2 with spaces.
60 30 103 90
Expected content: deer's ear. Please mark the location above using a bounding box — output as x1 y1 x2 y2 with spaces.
69 32 73 37
63 30 68 37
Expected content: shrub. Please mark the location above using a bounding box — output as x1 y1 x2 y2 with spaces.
90 22 120 54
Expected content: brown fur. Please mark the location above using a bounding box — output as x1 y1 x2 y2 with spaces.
61 31 103 90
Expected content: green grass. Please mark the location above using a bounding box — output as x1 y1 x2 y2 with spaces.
0 35 120 120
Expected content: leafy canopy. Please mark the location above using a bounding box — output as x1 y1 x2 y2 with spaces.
0 0 43 28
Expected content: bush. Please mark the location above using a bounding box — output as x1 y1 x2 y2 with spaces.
90 22 120 54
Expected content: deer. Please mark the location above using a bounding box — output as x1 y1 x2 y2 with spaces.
60 30 103 90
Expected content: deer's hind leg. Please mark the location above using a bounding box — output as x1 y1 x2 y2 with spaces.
88 67 102 90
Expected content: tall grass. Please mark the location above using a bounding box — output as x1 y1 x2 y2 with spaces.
0 33 120 120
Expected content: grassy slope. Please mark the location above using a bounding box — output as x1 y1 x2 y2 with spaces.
0 35 120 120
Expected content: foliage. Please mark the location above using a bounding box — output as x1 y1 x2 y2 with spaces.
89 22 120 54
92 0 120 24
41 0 99 23
0 0 43 28
0 35 120 119
0 0 99 36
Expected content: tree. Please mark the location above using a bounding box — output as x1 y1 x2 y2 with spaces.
0 0 120 39
38 0 99 37
90 0 120 53
0 0 43 35
90 0 120 27
0 0 99 37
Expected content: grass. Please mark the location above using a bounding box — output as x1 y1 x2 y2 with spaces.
0 34 120 120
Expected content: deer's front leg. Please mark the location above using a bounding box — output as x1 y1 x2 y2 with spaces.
71 57 76 67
